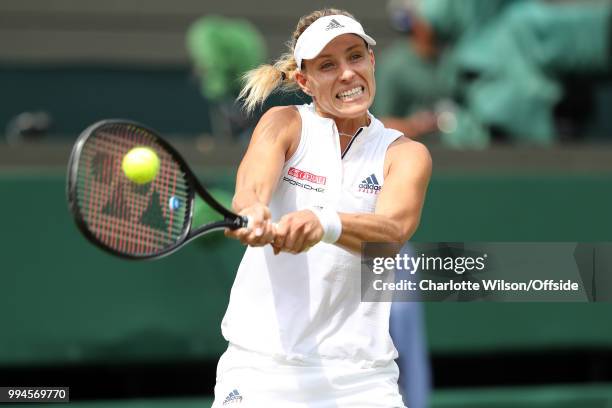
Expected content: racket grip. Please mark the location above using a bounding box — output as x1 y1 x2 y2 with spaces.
242 215 252 230
236 216 272 231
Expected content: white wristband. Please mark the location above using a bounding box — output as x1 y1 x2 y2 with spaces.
310 206 342 244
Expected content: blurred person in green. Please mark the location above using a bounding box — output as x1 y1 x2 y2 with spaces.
186 15 267 141
374 0 517 148
375 0 612 148
452 0 612 145
374 0 450 139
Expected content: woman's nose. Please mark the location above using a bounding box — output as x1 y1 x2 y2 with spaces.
338 63 356 82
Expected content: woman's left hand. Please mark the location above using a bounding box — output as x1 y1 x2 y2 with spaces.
272 209 324 255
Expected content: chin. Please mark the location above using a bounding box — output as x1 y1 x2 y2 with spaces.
336 102 370 118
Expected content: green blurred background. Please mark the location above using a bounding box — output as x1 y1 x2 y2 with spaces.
1 0 612 407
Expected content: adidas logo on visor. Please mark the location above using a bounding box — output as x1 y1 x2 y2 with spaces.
325 19 345 31
293 15 376 71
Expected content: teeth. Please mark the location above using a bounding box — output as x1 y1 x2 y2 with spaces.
338 87 363 99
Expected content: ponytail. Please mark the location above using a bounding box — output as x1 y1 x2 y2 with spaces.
238 52 300 114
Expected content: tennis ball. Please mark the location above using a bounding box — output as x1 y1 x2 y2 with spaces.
122 146 160 184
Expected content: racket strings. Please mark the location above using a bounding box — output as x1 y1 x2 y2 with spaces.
74 124 191 256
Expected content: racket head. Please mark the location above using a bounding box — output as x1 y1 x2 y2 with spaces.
67 119 199 259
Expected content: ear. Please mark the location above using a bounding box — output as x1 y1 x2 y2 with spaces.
294 70 312 96
369 48 375 71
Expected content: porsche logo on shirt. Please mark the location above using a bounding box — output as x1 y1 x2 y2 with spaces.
283 166 326 193
287 167 327 185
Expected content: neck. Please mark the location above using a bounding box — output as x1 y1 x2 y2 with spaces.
314 106 370 136
335 115 370 136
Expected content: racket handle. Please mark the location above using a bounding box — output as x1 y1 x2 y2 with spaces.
236 216 274 231
243 215 252 229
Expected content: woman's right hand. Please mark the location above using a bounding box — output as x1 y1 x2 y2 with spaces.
225 202 275 247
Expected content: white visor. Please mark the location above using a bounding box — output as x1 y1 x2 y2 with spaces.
294 15 376 71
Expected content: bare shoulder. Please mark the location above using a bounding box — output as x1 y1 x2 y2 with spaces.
248 105 301 160
261 105 300 122
255 105 301 139
387 136 432 173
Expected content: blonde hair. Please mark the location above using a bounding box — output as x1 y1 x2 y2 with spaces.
238 8 357 114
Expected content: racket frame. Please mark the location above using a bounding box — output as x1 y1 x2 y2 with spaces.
67 119 246 260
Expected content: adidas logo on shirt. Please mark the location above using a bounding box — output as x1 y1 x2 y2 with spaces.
325 19 345 31
222 389 243 405
358 173 382 194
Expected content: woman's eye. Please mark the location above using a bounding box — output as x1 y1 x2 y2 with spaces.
351 53 363 61
320 62 334 70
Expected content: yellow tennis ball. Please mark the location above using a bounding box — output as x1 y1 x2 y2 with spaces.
122 146 160 184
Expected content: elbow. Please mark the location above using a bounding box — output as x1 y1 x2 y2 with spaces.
382 226 410 244
395 219 420 243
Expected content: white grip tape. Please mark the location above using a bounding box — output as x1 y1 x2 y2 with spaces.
309 207 342 244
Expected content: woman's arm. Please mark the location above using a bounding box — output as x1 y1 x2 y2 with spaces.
273 137 431 254
225 106 300 246
336 138 432 252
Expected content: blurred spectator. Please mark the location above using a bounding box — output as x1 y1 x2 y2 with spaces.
391 300 431 408
390 244 432 408
186 16 267 141
5 111 52 145
374 0 515 148
452 0 612 144
374 0 452 139
376 0 612 148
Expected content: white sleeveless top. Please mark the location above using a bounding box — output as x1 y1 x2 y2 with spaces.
221 103 403 368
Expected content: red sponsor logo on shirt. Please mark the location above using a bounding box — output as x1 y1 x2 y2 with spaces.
288 167 327 185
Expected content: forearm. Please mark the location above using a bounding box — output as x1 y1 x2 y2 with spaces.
336 212 417 254
232 172 275 212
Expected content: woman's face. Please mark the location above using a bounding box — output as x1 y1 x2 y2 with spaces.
297 34 376 121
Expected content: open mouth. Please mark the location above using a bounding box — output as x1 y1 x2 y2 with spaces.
336 86 365 101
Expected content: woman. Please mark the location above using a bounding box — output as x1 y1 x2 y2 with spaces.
214 8 431 408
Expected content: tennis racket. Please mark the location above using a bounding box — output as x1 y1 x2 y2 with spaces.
66 119 249 260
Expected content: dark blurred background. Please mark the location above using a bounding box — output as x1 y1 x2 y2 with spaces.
1 0 612 407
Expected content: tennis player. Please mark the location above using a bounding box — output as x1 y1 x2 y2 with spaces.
215 8 431 407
